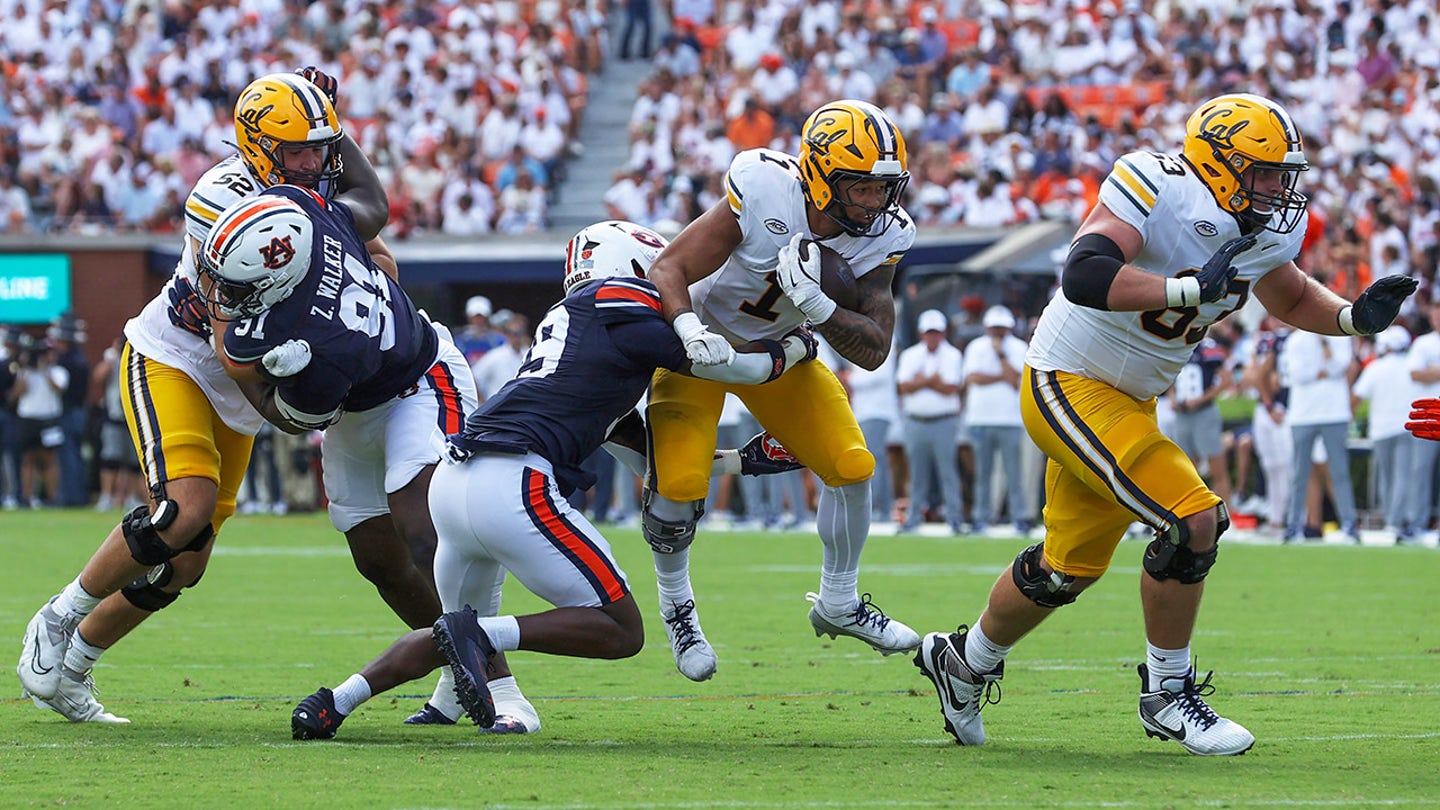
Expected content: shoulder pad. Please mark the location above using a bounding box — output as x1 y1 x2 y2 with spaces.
724 148 801 217
1100 151 1184 224
593 278 664 322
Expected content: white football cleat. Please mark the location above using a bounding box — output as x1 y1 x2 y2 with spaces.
807 592 920 655
17 597 78 700
1138 664 1254 756
33 669 130 724
913 627 1003 745
662 599 716 682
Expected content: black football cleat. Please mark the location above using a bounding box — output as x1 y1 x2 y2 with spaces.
292 687 344 740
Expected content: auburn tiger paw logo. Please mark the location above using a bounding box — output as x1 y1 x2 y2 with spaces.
760 434 797 463
259 235 295 269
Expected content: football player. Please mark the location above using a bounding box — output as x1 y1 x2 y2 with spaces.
14 70 410 724
286 220 818 739
914 93 1416 755
643 99 921 682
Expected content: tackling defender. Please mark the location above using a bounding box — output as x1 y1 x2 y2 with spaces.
913 93 1416 754
642 99 921 682
284 220 817 739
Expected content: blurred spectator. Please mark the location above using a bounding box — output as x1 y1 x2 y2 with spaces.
10 335 68 508
456 296 504 367
619 0 654 61
962 306 1030 533
495 169 547 233
471 313 530 402
47 315 90 507
90 336 144 513
725 96 774 152
896 309 965 534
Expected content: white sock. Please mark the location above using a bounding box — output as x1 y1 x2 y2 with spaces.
1146 643 1192 691
331 673 372 716
55 577 101 619
477 615 520 652
816 481 868 613
427 669 464 721
964 620 1011 674
652 548 695 611
62 630 106 676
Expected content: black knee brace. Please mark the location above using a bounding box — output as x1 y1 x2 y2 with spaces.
1143 504 1226 584
121 502 214 566
121 560 209 612
640 490 704 554
1011 542 1080 608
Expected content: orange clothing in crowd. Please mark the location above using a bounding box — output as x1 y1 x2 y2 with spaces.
726 109 775 152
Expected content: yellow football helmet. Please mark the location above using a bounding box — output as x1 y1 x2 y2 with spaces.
1182 93 1308 234
233 73 343 192
799 99 909 237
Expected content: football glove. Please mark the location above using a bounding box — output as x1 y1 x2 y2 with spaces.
1406 398 1440 441
737 431 804 476
296 66 339 105
1196 234 1255 304
1345 274 1419 335
775 233 838 324
673 311 735 366
262 339 313 378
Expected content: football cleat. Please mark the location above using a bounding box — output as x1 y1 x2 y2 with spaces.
1138 664 1255 756
806 592 920 655
17 597 79 700
292 687 345 740
662 599 716 682
432 606 497 728
33 668 130 724
913 627 1002 746
403 702 457 725
479 714 536 735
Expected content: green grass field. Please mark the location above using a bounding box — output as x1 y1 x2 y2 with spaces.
2 509 1437 809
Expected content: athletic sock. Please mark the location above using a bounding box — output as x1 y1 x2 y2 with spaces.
62 630 106 676
55 576 101 619
816 481 869 614
427 669 464 721
964 620 1011 674
1146 643 1192 691
331 673 372 716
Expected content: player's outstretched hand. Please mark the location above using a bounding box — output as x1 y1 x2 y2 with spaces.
296 66 339 105
776 234 838 323
737 431 804 476
1351 274 1419 335
1196 234 1256 304
673 312 735 366
1406 398 1440 441
262 339 312 378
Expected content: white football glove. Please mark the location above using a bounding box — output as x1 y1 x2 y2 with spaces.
673 312 735 366
261 339 313 378
775 233 838 324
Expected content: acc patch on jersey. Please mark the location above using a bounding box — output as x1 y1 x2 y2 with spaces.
764 218 788 235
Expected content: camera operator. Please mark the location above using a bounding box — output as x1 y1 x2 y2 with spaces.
9 334 68 508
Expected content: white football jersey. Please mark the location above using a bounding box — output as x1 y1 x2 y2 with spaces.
1027 150 1307 400
124 155 267 435
689 148 915 343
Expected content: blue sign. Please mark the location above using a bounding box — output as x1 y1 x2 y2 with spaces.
0 254 71 323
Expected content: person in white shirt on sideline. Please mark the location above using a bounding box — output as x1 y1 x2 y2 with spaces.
1352 325 1421 543
962 306 1030 533
470 314 530 402
896 309 965 533
1279 329 1359 543
1406 299 1440 536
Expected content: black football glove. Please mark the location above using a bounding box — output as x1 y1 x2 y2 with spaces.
737 432 804 476
1350 274 1419 335
1196 234 1256 304
296 66 339 106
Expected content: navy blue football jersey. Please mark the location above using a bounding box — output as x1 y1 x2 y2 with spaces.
222 185 437 425
452 277 688 494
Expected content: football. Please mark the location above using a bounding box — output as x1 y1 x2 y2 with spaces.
800 239 860 311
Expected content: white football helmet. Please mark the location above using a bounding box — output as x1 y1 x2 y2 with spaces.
198 193 313 320
562 220 669 295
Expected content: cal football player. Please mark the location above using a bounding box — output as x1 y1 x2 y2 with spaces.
14 70 405 724
286 221 818 739
914 94 1416 755
644 99 920 683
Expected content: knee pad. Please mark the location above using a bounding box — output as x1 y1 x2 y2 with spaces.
641 490 703 554
1143 503 1225 584
122 501 213 566
1011 542 1079 608
121 557 208 612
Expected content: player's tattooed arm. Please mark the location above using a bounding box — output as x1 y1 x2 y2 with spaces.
814 264 896 371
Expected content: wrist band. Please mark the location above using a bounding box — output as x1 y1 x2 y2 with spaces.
1337 305 1360 336
1165 276 1201 308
